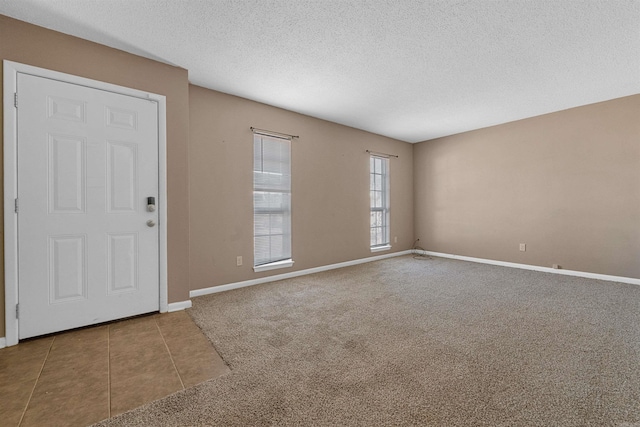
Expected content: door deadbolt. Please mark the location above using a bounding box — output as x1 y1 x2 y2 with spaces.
147 196 156 212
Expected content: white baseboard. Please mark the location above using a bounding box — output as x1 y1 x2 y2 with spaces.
418 250 640 286
191 250 413 298
167 300 193 312
0 337 6 349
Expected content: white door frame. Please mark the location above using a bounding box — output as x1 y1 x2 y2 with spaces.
3 60 169 346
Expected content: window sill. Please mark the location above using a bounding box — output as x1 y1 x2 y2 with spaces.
253 259 294 273
370 245 392 253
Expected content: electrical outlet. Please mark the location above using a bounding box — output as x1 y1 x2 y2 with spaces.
519 243 526 252
394 236 397 243
236 256 243 266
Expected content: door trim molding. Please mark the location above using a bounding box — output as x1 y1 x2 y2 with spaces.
3 60 169 346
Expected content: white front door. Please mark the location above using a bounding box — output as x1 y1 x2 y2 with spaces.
17 73 160 339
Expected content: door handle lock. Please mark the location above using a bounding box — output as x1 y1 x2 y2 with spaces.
146 219 156 227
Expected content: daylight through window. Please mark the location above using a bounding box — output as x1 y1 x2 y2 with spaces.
370 155 390 248
253 134 292 267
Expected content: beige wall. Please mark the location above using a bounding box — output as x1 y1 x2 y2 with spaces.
2 14 637 341
189 85 414 290
414 95 640 279
0 15 191 339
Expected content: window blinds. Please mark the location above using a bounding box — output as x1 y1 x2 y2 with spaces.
253 134 292 266
370 155 390 247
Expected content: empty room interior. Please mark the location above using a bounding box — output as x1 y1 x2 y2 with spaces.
0 1 639 426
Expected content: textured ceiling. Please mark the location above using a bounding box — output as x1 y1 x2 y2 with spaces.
1 0 638 143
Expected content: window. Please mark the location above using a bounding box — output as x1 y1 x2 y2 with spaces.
370 155 390 251
253 133 293 271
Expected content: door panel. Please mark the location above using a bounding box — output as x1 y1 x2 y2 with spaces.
107 232 139 294
17 73 160 339
107 141 138 212
49 234 87 303
48 133 86 213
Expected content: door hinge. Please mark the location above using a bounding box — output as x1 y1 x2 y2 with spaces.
14 92 18 108
14 198 18 213
16 304 19 319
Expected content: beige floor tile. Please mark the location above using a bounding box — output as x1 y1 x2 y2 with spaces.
51 325 108 347
109 318 183 416
174 346 230 388
35 355 108 392
154 310 192 331
21 328 109 427
110 335 171 371
2 310 227 424
0 378 37 426
42 326 108 370
21 382 109 427
0 336 53 383
109 371 183 417
109 314 159 338
158 313 230 387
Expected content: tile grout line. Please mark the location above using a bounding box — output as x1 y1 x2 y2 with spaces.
155 319 185 390
108 325 111 419
18 336 55 427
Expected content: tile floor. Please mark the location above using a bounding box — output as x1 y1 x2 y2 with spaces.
0 311 229 427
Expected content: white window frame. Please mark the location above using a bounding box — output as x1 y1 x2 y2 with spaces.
253 133 294 272
370 155 391 252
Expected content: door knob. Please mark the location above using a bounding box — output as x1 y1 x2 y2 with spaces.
146 219 156 227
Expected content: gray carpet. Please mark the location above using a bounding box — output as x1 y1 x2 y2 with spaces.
96 255 640 426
